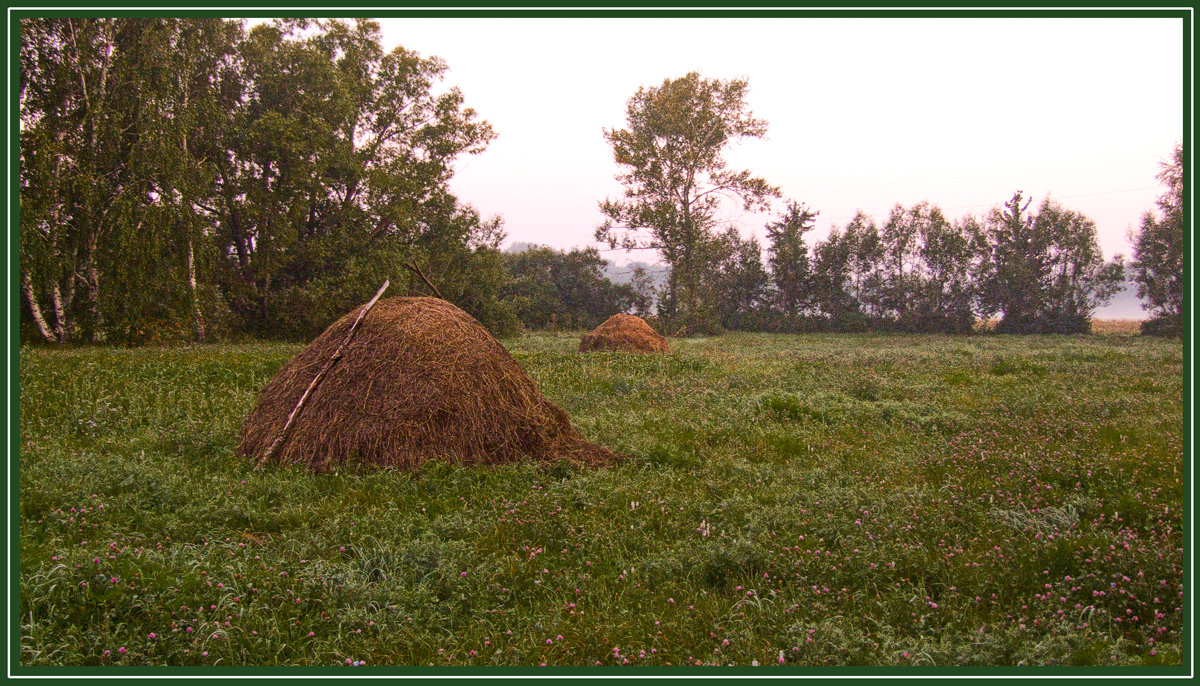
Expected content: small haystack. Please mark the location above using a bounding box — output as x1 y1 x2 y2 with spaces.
238 296 614 472
579 314 669 354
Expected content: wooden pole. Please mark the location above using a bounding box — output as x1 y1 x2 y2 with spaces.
254 280 390 469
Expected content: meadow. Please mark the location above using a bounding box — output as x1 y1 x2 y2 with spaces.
17 330 1185 668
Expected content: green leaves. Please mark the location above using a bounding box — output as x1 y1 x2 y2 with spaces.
597 72 779 332
979 193 1125 334
1130 144 1183 324
501 246 643 331
20 18 501 344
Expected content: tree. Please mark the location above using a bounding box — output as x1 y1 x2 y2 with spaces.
916 213 985 333
502 246 640 330
20 18 504 344
765 201 818 319
979 191 1124 334
20 18 241 344
810 227 866 331
625 266 657 318
1130 144 1183 335
596 72 779 333
713 229 770 330
878 202 982 333
209 19 496 337
841 212 885 322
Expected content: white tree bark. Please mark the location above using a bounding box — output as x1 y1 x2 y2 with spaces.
188 238 206 341
22 272 57 343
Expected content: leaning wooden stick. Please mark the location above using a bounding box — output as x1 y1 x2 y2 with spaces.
255 280 390 469
404 261 444 300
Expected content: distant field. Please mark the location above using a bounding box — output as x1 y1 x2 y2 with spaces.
17 332 1184 668
975 319 1146 335
1089 319 1145 336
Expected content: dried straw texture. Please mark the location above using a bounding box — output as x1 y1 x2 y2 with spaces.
579 314 669 354
239 297 615 472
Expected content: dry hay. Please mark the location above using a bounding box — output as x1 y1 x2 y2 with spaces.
238 297 615 472
978 318 1146 335
579 314 669 354
1090 319 1144 335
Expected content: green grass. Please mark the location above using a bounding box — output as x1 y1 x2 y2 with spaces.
17 332 1185 667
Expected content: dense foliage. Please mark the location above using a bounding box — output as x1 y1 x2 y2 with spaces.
1130 144 1184 337
501 246 647 331
20 18 511 344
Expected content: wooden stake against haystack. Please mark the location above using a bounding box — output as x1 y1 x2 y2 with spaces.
254 280 390 469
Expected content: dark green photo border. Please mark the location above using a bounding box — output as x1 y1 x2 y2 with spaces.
6 3 1193 680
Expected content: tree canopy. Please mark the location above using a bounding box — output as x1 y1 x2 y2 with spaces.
1130 144 1183 335
978 192 1124 334
20 18 512 343
596 72 779 332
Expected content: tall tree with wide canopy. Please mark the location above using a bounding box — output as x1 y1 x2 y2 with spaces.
596 72 779 332
209 19 497 337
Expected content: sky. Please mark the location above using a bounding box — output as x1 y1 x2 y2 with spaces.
370 16 1184 277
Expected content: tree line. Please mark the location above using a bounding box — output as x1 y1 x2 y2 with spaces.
19 22 1183 344
597 72 1182 337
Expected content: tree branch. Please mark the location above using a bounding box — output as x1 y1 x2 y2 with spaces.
403 261 443 299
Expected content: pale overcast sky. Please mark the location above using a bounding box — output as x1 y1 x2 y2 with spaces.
370 16 1183 268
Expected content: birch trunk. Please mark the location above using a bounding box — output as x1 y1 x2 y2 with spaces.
188 238 206 341
50 283 70 343
22 272 57 343
85 253 105 343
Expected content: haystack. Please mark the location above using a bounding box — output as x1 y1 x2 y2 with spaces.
579 314 669 354
238 296 614 472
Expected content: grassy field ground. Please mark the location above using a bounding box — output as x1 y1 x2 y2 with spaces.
17 330 1185 667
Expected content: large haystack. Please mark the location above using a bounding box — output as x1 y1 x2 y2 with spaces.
579 314 669 354
239 297 614 472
